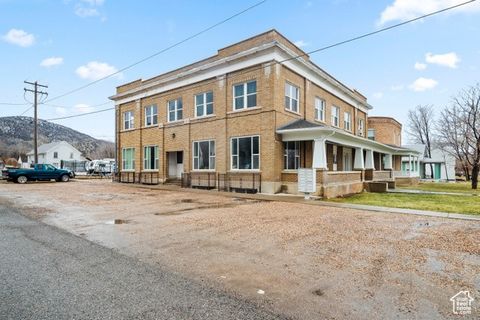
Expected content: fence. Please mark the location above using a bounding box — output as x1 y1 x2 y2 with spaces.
181 172 216 189
60 160 88 173
182 172 261 193
140 172 161 185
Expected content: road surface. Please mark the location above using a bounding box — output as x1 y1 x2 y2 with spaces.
0 204 286 320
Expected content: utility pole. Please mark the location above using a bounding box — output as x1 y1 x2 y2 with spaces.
24 81 48 164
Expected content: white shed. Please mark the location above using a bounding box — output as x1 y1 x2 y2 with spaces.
27 141 85 168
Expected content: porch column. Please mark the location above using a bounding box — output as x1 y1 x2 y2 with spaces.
365 149 375 169
312 138 327 170
417 156 421 177
384 154 393 170
354 147 364 170
408 154 412 177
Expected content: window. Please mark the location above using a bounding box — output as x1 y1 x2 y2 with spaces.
143 146 158 170
123 111 134 130
53 152 58 159
145 105 158 126
231 136 259 170
285 83 299 112
315 97 325 122
358 118 364 136
344 112 352 131
195 92 214 117
331 106 340 127
168 98 183 122
193 140 215 170
368 129 375 141
233 80 257 110
70 153 74 159
284 141 300 170
122 148 135 170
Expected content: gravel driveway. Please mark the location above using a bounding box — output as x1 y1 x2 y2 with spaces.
1 180 479 319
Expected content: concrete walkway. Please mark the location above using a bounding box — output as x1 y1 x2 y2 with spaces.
103 180 480 222
388 188 479 196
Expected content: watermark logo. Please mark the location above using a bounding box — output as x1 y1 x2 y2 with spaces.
450 290 474 315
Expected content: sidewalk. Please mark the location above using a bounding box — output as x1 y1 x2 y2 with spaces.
388 188 478 197
118 181 480 222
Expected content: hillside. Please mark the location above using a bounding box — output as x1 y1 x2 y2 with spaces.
0 116 114 159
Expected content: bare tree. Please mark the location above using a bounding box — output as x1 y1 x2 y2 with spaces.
407 105 435 178
439 84 480 189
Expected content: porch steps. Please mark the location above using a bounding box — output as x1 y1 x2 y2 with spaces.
165 178 182 186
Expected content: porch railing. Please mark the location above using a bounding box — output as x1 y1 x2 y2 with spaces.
140 172 161 185
372 170 393 180
181 172 216 189
325 171 362 184
393 170 420 178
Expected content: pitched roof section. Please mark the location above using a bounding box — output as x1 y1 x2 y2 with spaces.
27 141 78 155
277 119 324 131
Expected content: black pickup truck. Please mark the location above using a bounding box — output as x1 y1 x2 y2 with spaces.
2 164 74 184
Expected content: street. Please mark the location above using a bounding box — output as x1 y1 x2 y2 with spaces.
0 204 286 320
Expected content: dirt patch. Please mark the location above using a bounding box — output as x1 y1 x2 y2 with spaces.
1 179 479 320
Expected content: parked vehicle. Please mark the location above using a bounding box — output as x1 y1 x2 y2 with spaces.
2 163 75 184
86 159 115 175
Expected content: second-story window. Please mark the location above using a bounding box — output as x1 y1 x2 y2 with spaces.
123 111 134 130
331 106 340 127
285 83 299 113
145 105 158 126
168 98 183 122
344 112 352 131
195 91 213 117
233 80 257 110
53 152 58 159
315 97 325 122
368 129 375 141
358 118 365 136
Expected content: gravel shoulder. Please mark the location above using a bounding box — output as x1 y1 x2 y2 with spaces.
1 180 479 319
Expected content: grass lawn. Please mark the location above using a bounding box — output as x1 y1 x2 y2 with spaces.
398 182 479 194
327 192 480 215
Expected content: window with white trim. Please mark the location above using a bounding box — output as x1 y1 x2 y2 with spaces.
143 146 158 170
193 140 215 170
53 152 58 159
168 98 183 122
368 129 375 141
331 106 340 127
195 91 213 117
231 136 259 170
284 141 300 170
285 82 299 112
123 111 134 130
122 148 135 170
145 105 158 126
315 97 325 122
358 118 365 136
344 112 352 131
233 80 257 110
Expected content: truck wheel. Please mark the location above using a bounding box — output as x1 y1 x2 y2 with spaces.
60 174 70 182
17 176 28 184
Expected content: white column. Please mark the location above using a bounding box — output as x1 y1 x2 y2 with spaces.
354 147 364 170
384 154 393 170
417 157 421 177
408 154 412 177
312 139 327 170
365 149 375 170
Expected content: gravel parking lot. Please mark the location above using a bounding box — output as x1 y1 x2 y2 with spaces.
1 179 479 319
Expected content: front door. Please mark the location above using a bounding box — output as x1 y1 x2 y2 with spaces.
168 151 183 179
343 148 352 171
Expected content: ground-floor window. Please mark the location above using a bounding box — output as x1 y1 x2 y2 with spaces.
193 140 215 170
122 148 135 170
231 136 259 170
143 146 158 170
284 141 300 170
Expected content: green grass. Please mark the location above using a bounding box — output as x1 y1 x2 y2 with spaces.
327 192 480 215
398 182 480 194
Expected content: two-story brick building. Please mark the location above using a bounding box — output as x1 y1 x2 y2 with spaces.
110 29 420 197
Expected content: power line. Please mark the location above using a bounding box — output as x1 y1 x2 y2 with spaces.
44 0 476 122
24 81 48 164
44 0 267 104
0 102 29 106
46 107 115 121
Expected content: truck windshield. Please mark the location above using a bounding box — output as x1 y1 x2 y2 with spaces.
44 164 56 171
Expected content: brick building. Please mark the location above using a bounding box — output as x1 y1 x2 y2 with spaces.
110 30 420 197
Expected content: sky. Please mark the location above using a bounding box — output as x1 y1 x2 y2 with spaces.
1 0 479 143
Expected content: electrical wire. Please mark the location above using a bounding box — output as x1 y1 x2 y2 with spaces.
46 107 115 121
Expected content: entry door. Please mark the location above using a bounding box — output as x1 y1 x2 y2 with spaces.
176 151 183 178
343 148 352 171
168 152 183 178
434 163 441 180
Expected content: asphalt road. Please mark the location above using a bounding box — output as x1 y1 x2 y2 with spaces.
0 204 287 320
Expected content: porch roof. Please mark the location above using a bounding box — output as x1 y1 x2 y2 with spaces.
276 119 421 156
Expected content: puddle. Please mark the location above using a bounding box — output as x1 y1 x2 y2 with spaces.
313 289 324 296
106 219 129 225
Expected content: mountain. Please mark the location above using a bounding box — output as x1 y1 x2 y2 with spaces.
0 116 114 159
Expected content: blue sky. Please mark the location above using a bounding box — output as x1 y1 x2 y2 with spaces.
1 0 479 142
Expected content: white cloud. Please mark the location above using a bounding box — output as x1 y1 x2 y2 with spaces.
40 57 64 68
81 0 105 5
409 77 438 92
75 6 99 17
372 92 384 99
294 40 309 48
414 62 427 70
425 52 460 68
75 61 121 81
378 0 480 25
55 107 67 116
74 0 105 18
391 84 404 91
74 104 95 113
2 29 35 47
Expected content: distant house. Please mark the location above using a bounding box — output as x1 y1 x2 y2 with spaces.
401 144 456 181
27 141 85 168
